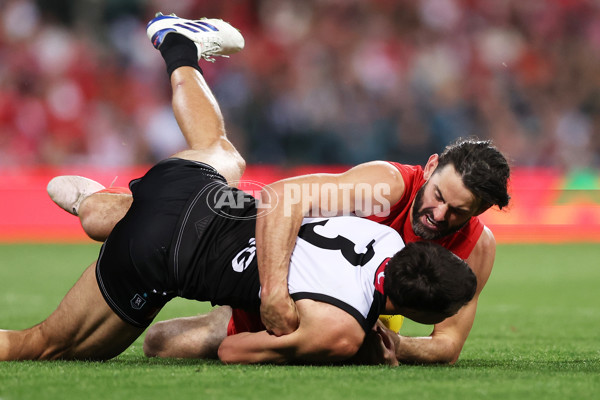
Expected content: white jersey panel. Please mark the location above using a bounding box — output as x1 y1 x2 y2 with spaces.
287 216 405 327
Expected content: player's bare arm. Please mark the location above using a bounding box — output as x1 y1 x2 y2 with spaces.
218 299 364 364
256 161 405 335
393 227 496 364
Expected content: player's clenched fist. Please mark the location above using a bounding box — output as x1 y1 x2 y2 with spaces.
260 290 299 336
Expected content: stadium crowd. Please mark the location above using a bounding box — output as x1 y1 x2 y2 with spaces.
1 0 599 170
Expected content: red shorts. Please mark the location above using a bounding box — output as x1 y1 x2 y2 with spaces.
227 308 265 336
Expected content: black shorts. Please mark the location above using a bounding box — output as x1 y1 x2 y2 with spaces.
95 158 227 328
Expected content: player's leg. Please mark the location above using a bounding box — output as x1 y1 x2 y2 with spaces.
76 61 248 240
47 68 244 240
168 66 246 183
46 175 131 242
151 15 246 182
0 262 144 360
78 190 132 241
144 306 231 359
46 15 246 241
133 19 245 360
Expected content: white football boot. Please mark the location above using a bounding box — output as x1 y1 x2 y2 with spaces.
47 176 105 216
146 13 245 62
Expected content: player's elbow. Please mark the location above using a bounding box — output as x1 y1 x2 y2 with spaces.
433 337 463 365
327 336 362 360
217 341 237 364
398 335 463 365
298 317 365 362
217 337 270 364
300 333 363 363
446 343 463 365
433 348 460 365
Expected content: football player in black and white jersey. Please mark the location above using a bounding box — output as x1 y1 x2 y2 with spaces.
3 15 475 364
216 217 476 364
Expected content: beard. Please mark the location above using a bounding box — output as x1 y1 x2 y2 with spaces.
411 185 468 240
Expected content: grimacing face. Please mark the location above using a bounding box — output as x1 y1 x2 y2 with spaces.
411 164 478 240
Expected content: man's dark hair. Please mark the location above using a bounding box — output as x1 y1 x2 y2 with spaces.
436 138 510 212
384 242 477 317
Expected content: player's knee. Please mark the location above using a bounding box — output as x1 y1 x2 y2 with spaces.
145 316 227 359
78 197 111 242
80 218 110 242
143 323 168 358
142 321 196 359
235 152 246 177
34 326 77 360
217 141 246 183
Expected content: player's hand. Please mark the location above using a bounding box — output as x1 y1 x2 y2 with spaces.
353 322 399 366
260 289 299 336
373 323 399 366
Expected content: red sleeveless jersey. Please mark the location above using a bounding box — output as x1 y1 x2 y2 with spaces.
366 162 484 260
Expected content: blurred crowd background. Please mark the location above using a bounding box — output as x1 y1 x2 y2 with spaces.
1 0 599 171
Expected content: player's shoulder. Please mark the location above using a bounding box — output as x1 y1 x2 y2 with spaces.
344 161 402 179
343 161 406 198
355 160 404 174
475 225 496 252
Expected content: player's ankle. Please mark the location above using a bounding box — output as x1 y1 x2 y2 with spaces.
159 34 203 77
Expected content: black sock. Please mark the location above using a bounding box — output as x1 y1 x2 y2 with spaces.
159 34 203 77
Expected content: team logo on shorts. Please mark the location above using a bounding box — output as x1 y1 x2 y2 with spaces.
232 238 257 272
202 180 278 220
130 293 147 310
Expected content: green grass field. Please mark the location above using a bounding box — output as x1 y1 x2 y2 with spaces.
0 243 598 400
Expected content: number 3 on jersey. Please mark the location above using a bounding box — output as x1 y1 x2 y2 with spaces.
298 219 376 266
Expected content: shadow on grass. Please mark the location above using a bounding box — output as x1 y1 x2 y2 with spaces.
9 355 597 375
455 358 600 372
